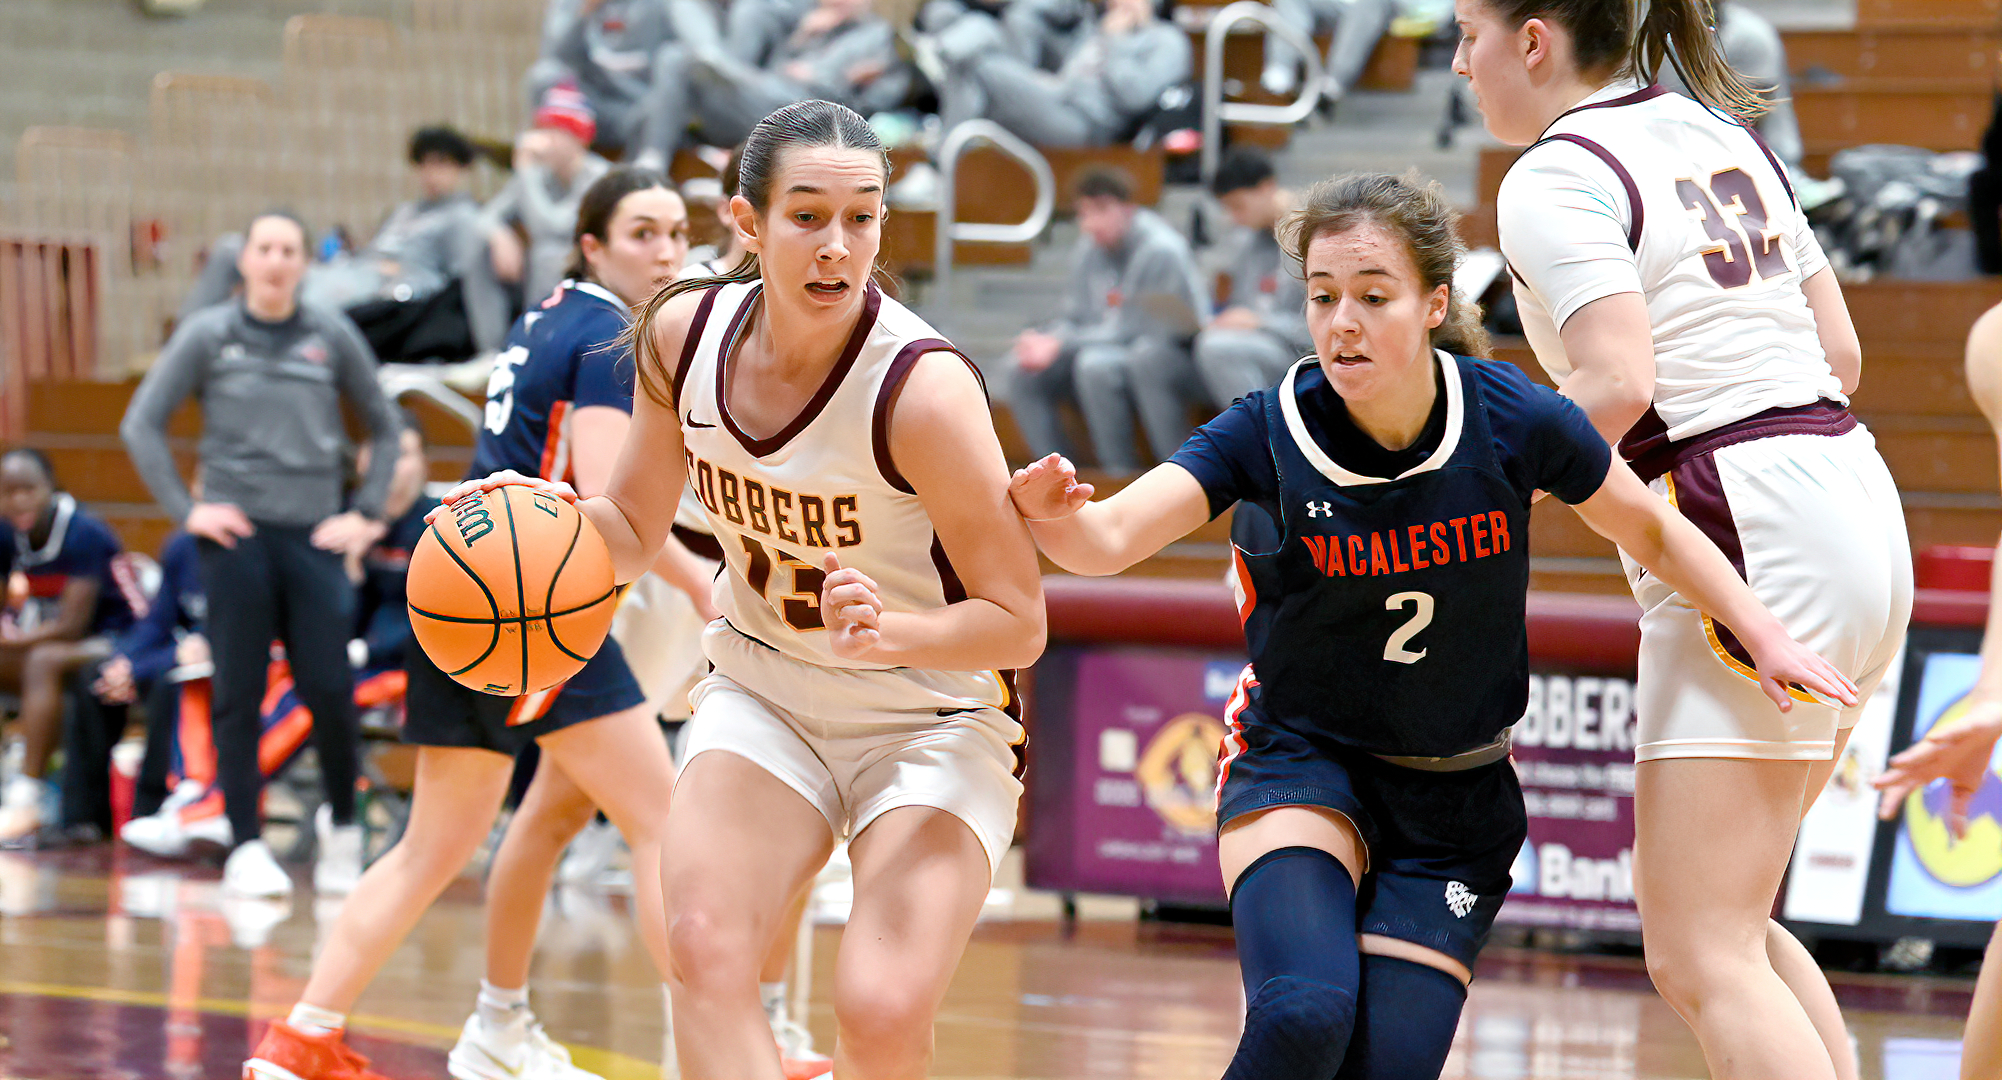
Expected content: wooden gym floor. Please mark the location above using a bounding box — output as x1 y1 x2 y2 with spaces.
0 843 1976 1080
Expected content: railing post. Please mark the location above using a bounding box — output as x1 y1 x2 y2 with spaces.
931 119 1057 324
1200 1 1325 186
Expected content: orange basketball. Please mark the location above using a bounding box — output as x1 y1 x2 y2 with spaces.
408 486 618 696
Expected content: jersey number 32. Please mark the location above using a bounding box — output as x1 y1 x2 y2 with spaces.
1677 168 1788 290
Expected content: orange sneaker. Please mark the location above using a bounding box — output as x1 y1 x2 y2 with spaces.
243 1020 392 1080
781 1046 833 1080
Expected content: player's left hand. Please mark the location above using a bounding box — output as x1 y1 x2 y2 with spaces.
1874 696 2002 835
427 470 579 526
821 552 884 659
1744 631 1859 715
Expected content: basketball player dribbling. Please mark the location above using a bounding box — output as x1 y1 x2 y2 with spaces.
1462 1 1914 1076
244 168 694 1080
1008 169 1855 1078
449 100 1046 1080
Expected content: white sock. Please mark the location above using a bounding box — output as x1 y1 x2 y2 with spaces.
287 1002 346 1037
477 979 530 1032
760 981 788 1024
662 983 676 1039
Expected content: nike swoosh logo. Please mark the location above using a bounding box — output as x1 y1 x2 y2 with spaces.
686 412 716 429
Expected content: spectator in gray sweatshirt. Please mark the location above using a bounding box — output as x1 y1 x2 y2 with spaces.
1196 147 1312 405
1657 1 1802 172
630 0 908 169
930 0 1190 147
525 0 727 155
1007 168 1209 475
465 84 614 352
122 211 403 899
180 128 487 359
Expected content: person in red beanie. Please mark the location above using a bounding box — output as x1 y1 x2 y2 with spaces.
467 82 615 355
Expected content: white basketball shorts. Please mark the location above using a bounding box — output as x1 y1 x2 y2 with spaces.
1624 424 1912 762
681 621 1025 875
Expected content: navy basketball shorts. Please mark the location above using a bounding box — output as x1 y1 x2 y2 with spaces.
1216 716 1527 970
403 637 647 756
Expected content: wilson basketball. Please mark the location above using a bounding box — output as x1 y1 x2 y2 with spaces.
408 486 618 696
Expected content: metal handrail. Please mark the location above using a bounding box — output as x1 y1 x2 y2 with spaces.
379 366 481 434
932 119 1056 318
1200 0 1324 185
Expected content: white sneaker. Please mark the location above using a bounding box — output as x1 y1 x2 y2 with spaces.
557 819 626 887
448 1013 604 1080
1260 62 1299 97
223 839 294 898
120 805 232 857
0 775 45 842
313 804 365 895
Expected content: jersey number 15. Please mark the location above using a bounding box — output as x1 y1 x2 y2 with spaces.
1677 168 1788 290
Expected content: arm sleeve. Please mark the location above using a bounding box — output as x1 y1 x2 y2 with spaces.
1119 242 1205 341
481 176 524 231
1528 382 1613 504
1496 142 1644 332
1104 24 1190 115
1165 396 1270 520
1791 188 1829 279
119 319 210 525
326 313 404 519
573 320 639 413
116 545 185 684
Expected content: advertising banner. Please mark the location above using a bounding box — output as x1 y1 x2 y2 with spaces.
1026 647 1241 905
1500 672 1642 932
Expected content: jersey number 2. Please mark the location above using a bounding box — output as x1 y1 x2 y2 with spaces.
1383 591 1433 665
742 536 826 631
1677 168 1788 289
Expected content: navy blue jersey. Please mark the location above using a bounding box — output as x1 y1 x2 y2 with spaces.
113 530 204 684
471 280 635 484
0 494 135 636
1171 353 1611 758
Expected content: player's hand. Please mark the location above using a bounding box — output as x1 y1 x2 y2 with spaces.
821 552 883 660
428 470 578 524
1742 630 1859 715
312 510 388 556
185 502 255 549
92 654 136 705
1009 454 1094 522
1874 695 2002 834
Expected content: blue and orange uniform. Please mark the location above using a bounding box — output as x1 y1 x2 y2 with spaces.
0 493 136 639
1169 351 1611 1077
405 279 645 751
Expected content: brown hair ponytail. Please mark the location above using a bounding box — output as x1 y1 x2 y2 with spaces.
1487 0 1768 121
627 99 889 409
1634 0 1768 120
1282 170 1492 360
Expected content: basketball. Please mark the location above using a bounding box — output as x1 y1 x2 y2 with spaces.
407 485 618 696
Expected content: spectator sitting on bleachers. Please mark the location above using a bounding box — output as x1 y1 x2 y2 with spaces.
180 127 489 363
0 449 138 845
1007 168 1209 476
727 0 816 65
525 0 727 157
60 529 203 847
1657 1 1801 172
467 85 615 355
1260 0 1395 102
927 0 1191 147
629 0 908 172
920 0 1092 70
1196 147 1310 406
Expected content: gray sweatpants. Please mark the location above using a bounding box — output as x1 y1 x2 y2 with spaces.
1264 0 1395 95
637 45 808 162
1194 327 1300 405
727 0 817 64
1008 337 1203 475
934 11 1110 146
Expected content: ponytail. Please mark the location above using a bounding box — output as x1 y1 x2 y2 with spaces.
1487 0 1768 121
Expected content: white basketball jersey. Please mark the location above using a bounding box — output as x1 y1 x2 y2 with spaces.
1498 83 1843 445
674 280 989 676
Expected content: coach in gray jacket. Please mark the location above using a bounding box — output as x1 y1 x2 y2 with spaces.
1008 169 1209 476
121 211 401 892
1197 147 1312 405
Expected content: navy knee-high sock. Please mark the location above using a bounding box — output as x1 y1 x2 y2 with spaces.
1333 954 1468 1080
1222 847 1361 1080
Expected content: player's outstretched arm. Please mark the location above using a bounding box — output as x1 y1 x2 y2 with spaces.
823 351 1046 671
1008 456 1211 577
1572 458 1859 713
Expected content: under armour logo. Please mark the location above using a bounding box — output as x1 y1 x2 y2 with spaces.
1444 881 1477 919
1305 501 1333 518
